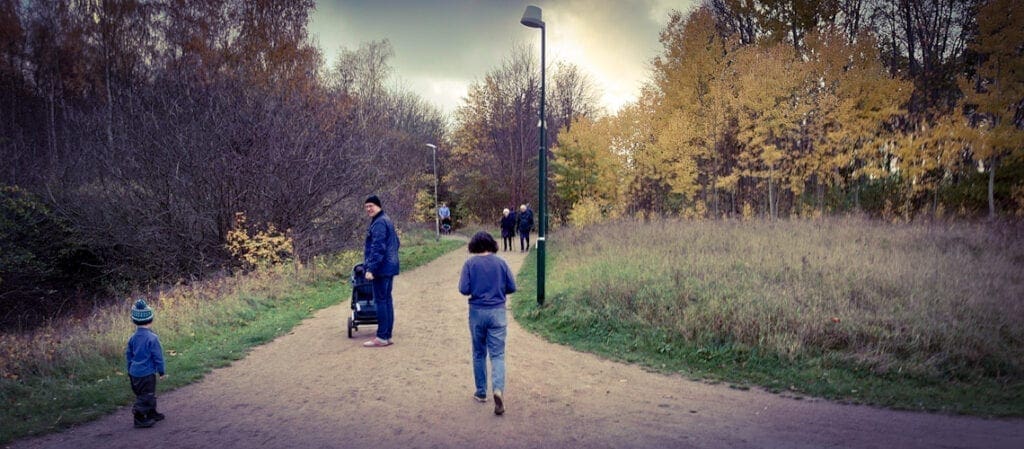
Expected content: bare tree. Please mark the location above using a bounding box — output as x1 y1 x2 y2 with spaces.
869 0 977 109
549 61 602 133
450 44 541 221
1 1 444 309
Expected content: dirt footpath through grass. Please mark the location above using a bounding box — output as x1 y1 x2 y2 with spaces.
8 237 1024 449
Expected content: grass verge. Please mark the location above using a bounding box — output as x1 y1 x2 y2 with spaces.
0 230 462 443
511 217 1024 416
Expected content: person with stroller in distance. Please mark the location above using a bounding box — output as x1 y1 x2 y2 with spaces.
459 231 516 415
438 202 451 234
500 208 516 252
362 194 400 347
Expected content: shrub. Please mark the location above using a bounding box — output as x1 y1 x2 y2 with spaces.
412 189 435 223
225 212 294 270
568 197 603 228
0 186 98 329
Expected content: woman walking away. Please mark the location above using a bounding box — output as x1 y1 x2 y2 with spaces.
500 208 516 252
459 231 516 415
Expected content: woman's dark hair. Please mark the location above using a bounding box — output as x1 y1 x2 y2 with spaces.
468 231 499 254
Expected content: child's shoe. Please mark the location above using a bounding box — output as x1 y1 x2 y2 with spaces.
133 412 156 428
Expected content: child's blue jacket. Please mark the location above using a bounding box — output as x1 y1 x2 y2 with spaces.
125 327 165 377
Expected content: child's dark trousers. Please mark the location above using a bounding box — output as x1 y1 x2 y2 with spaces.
130 374 157 418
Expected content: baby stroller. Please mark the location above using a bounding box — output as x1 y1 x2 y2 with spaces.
347 263 377 338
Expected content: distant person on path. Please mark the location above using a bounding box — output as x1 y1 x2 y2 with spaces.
125 298 166 428
363 194 401 347
459 231 516 415
517 204 534 252
438 202 451 234
500 208 516 252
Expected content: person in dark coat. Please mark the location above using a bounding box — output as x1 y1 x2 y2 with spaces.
362 194 400 347
517 204 534 252
499 208 516 252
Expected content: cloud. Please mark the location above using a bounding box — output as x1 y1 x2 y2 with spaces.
309 0 699 114
541 0 697 112
405 75 472 116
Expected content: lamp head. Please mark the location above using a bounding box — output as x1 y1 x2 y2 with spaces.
520 5 544 28
425 143 437 149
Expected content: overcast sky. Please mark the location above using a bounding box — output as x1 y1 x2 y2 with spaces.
309 0 699 116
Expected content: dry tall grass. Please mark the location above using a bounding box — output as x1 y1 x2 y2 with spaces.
0 230 464 442
549 217 1024 381
0 252 358 382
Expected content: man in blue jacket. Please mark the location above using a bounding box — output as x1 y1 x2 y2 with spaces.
363 194 400 347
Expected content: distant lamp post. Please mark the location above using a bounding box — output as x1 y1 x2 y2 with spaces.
520 5 546 306
425 143 439 240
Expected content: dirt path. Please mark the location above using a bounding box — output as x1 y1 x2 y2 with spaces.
9 240 1024 449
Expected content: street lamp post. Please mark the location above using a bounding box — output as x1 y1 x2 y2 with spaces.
425 143 439 240
520 5 546 306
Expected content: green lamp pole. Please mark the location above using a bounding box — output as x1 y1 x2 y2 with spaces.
521 5 546 306
425 143 439 241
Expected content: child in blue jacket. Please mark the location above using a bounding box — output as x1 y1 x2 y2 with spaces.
125 298 166 428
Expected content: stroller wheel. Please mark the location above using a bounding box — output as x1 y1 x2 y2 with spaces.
347 317 354 338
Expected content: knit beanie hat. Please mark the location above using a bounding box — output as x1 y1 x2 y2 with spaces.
131 299 154 324
365 195 382 208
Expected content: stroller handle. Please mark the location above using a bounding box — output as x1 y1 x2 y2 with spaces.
352 263 367 281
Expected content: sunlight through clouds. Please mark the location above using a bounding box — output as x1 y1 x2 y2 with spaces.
310 0 699 115
408 76 473 114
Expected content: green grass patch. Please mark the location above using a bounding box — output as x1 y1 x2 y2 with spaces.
511 217 1024 416
0 232 462 443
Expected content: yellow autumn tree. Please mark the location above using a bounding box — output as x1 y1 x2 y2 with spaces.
552 116 624 225
615 90 663 215
959 0 1024 219
801 28 912 213
731 43 810 219
649 6 736 215
912 114 974 215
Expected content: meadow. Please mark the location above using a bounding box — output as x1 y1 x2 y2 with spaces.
0 231 462 443
512 217 1024 415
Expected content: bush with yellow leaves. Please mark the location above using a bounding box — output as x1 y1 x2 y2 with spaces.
568 197 621 229
682 200 708 220
1013 184 1024 218
741 202 755 221
411 189 435 223
225 212 294 270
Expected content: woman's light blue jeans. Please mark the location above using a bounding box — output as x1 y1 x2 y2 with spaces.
469 306 507 396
